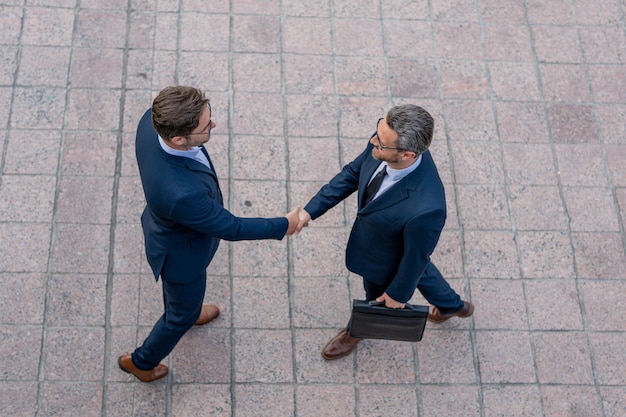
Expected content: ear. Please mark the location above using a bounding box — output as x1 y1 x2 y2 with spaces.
170 135 187 146
401 150 417 160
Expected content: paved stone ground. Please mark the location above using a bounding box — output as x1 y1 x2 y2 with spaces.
1 0 625 416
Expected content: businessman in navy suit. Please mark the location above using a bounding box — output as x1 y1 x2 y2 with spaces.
296 104 474 360
118 86 300 381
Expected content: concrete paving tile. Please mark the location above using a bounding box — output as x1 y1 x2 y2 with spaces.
338 96 389 138
233 276 290 328
171 384 231 417
75 9 127 48
525 279 584 330
156 0 177 12
116 176 144 224
579 26 626 64
234 329 293 382
572 0 621 25
484 23 533 62
183 0 229 13
517 231 575 278
0 6 23 45
137 275 164 326
66 88 122 131
418 330 476 383
286 94 338 137
471 279 527 330
0 325 42 379
61 131 118 176
356 340 416 384
235 384 295 417
563 187 620 232
294 329 355 383
291 277 350 328
382 0 430 20
292 227 348 277
44 326 105 381
233 0 280 15
384 20 433 58
540 63 592 103
334 0 380 18
547 103 599 144
233 53 282 94
534 331 594 384
71 48 124 89
172 327 230 383
503 144 558 185
283 17 332 55
388 58 439 98
0 382 38 417
450 141 505 185
555 144 608 186
0 273 46 324
590 332 626 385
232 15 280 53
296 385 355 417
123 89 153 133
432 0 479 21
231 138 286 180
127 10 156 49
108 326 143 382
112 223 143 274
0 175 55 222
56 176 114 224
110 274 140 326
358 385 417 417
46 274 106 326
509 185 568 230
588 65 626 103
420 385 481 417
16 46 69 87
482 385 542 417
606 144 626 186
179 52 229 91
526 0 574 24
432 230 464 278
476 330 536 383
457 185 510 230
444 99 497 142
334 18 384 57
480 0 526 24
230 180 287 217
336 56 388 96
572 232 626 279
291 183 346 227
22 7 75 46
232 94 284 136
434 22 482 60
51 224 110 274
82 0 127 8
496 101 549 143
40 382 102 417
439 60 489 99
0 223 51 273
11 86 67 130
283 55 334 96
581 280 626 331
30 0 76 6
289 138 340 181
489 62 541 101
3 130 61 175
533 25 583 63
600 386 626 417
283 0 329 17
618 188 626 226
541 385 603 417
154 12 177 50
105 382 167 417
464 230 520 278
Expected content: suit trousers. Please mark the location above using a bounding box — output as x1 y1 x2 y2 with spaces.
347 261 463 330
132 271 206 370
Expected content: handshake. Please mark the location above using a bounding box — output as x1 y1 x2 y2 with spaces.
283 207 311 236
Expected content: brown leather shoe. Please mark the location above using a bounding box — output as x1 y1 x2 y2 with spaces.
118 354 168 382
428 301 475 323
195 304 220 325
321 329 361 360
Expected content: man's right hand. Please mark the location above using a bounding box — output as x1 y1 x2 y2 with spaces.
295 209 311 234
284 207 301 236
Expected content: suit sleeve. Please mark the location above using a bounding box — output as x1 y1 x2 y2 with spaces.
304 142 373 219
169 192 288 241
384 208 446 303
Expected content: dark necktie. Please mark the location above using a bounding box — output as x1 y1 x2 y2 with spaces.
363 166 387 205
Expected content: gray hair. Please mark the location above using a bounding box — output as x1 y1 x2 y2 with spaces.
386 104 434 155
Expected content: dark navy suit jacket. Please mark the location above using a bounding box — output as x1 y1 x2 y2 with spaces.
304 141 446 303
135 109 288 283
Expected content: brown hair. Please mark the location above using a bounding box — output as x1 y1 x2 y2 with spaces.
151 86 210 140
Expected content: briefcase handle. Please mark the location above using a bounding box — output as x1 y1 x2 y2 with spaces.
367 300 417 310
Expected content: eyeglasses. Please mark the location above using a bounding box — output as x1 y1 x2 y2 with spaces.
373 118 405 151
187 104 212 138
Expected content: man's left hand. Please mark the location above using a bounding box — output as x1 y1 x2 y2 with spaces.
376 292 405 309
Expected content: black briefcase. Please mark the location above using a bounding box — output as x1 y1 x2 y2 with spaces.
349 299 429 342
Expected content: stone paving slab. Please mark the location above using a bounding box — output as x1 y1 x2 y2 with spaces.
0 0 625 416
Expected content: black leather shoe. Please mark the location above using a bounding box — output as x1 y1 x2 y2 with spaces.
321 329 361 360
428 301 474 323
118 354 168 382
